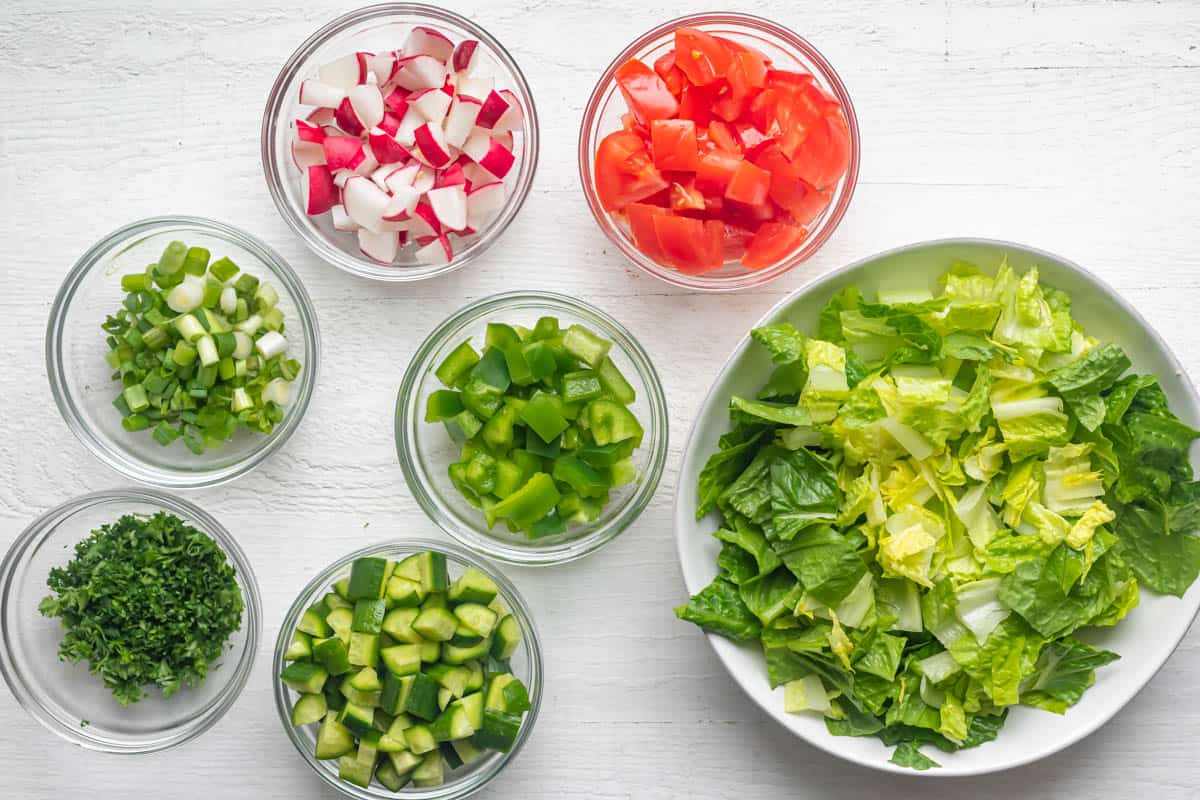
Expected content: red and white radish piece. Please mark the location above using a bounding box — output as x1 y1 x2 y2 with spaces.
434 162 467 188
296 118 326 143
405 26 455 62
395 55 447 91
299 79 346 108
474 90 510 130
427 184 468 231
322 136 366 171
415 234 453 265
413 122 452 168
443 94 481 148
331 204 359 231
456 75 494 100
343 175 392 233
358 228 399 263
383 87 410 113
452 40 480 74
353 141 379 176
368 128 410 164
384 163 421 193
410 201 441 238
367 52 396 84
493 89 524 133
304 165 338 215
409 88 452 125
348 84 385 131
292 140 326 170
394 106 424 147
378 110 403 137
462 129 515 178
466 181 505 229
306 106 337 126
383 185 421 219
318 52 370 90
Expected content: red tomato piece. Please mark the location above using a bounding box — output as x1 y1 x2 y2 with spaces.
625 202 672 266
695 149 743 195
734 123 775 159
615 58 679 125
724 159 772 206
735 49 770 89
706 120 741 154
787 111 851 190
650 119 699 171
652 52 687 96
742 222 808 269
766 68 814 91
594 130 670 211
751 143 831 224
653 215 724 273
676 85 713 127
669 178 706 212
673 27 733 86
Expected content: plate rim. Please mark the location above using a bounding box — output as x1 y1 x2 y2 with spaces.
671 236 1200 777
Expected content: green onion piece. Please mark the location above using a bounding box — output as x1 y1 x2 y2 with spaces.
157 241 187 276
209 256 240 282
121 415 151 432
182 246 210 276
121 273 149 292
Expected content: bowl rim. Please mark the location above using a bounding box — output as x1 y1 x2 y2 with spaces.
45 214 321 489
577 11 860 292
260 2 541 283
271 538 543 800
395 290 669 565
0 487 262 754
672 236 1200 776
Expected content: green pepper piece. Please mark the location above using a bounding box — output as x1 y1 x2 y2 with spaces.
490 473 560 528
587 399 643 446
461 377 504 420
576 441 634 467
561 370 603 404
464 450 498 495
502 343 535 386
448 462 482 507
520 341 558 381
443 409 483 442
596 356 636 404
470 347 511 391
485 323 523 351
510 449 542 479
435 341 481 388
527 510 566 539
552 456 610 498
481 400 520 451
425 390 464 422
493 459 525 499
520 391 569 442
562 325 611 368
531 316 560 341
525 431 560 459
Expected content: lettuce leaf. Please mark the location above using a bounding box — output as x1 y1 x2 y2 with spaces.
1020 637 1120 714
775 525 868 607
769 448 842 540
998 543 1135 639
674 577 762 641
751 323 806 364
695 426 765 519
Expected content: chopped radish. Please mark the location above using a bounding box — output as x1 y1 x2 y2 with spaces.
462 130 515 178
296 119 326 143
323 136 366 170
452 40 480 74
457 75 494 100
411 166 436 194
334 96 366 136
292 140 325 170
409 88 452 124
304 165 337 215
443 94 482 148
331 204 359 231
368 52 396 84
348 84 385 131
475 90 510 130
343 175 392 233
395 55 446 91
318 52 369 90
411 201 441 238
368 128 410 164
415 234 453 265
405 26 455 62
413 122 452 167
332 168 354 188
493 89 525 133
383 87 410 113
306 107 336 127
353 141 379 175
320 124 344 138
378 110 403 136
385 163 421 193
460 161 493 187
299 79 345 108
394 106 424 147
427 184 468 231
358 228 399 263
494 129 514 152
434 162 466 188
466 181 505 230
383 185 421 219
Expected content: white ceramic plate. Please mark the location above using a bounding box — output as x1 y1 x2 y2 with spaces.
673 238 1200 776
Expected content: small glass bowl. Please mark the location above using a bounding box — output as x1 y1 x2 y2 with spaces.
0 489 261 754
46 216 320 489
578 12 860 291
396 292 668 565
273 539 542 799
262 3 540 282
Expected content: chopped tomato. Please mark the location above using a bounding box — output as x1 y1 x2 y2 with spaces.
669 178 706 211
705 120 741 154
742 222 808 269
615 58 679 125
653 215 724 273
695 149 743 195
676 85 713 127
724 159 772 206
650 119 699 171
673 27 732 86
652 52 687 96
735 50 770 89
734 122 774 159
765 68 814 91
625 202 672 266
594 130 669 211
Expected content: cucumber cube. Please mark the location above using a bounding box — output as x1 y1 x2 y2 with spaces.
386 576 426 607
413 607 457 642
404 724 437 754
389 749 424 776
440 740 465 769
454 603 499 638
326 607 353 644
380 673 416 716
312 636 353 676
427 663 472 698
352 599 386 634
298 607 332 638
404 673 441 721
382 608 421 643
338 740 378 788
347 557 390 600
337 702 377 738
348 667 382 692
412 751 445 787
420 640 441 663
284 630 312 661
442 637 493 665
375 760 410 792
471 708 522 753
430 703 475 742
455 692 484 731
380 644 422 677
491 615 522 660
290 693 327 727
448 566 499 606
315 712 356 760
451 737 486 765
348 632 381 667
281 661 328 694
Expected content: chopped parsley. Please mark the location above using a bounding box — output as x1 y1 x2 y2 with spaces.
39 511 244 707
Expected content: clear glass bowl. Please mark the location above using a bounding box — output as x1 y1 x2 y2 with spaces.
0 489 261 754
262 3 540 282
46 216 321 488
273 539 542 799
578 12 860 291
395 292 668 565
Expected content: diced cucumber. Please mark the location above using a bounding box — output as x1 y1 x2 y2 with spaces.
404 724 437 754
338 702 377 738
352 599 386 633
340 682 382 708
348 667 381 692
413 607 457 642
411 751 445 787
438 686 454 711
448 566 499 605
502 678 531 713
465 660 485 692
415 551 449 593
386 575 426 607
323 591 353 611
454 603 499 638
471 708 522 753
377 732 408 753
448 625 484 647
451 737 486 765
380 644 422 677
338 740 378 788
347 557 391 601
430 703 475 742
404 672 441 721
491 614 522 660
382 607 421 643
395 554 422 582
388 749 423 776
312 636 353 676
315 711 356 759
298 607 332 638
281 661 328 694
420 640 441 663
326 607 353 644
333 577 352 599
284 630 312 661
442 637 493 665
290 693 327 727
373 707 395 732
426 663 472 699
324 675 347 713
421 592 447 611
375 760 410 792
380 673 416 716
348 632 381 667
440 740 465 769
454 692 485 732
485 673 515 711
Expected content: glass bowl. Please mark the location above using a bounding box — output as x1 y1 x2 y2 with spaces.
46 216 321 489
396 292 668 565
578 12 860 291
262 3 540 282
0 488 261 754
273 539 542 799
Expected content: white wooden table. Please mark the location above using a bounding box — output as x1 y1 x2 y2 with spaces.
3 1 1198 797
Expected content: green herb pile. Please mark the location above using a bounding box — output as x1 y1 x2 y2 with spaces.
676 260 1200 769
39 511 245 706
